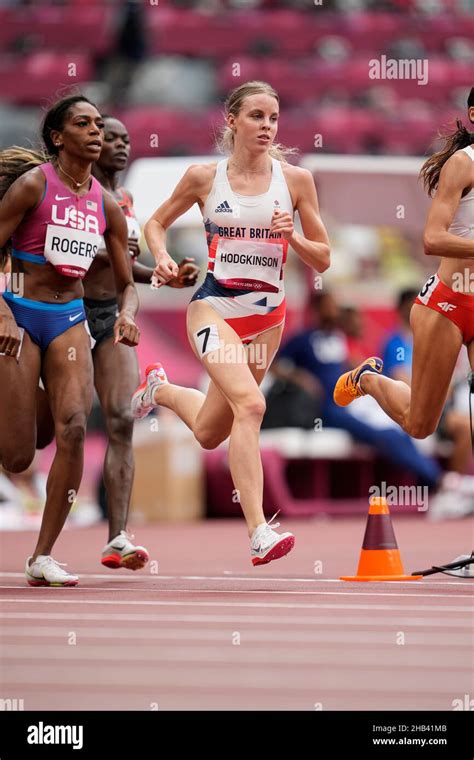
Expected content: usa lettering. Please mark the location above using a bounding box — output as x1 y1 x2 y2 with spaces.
27 721 83 749
51 204 99 234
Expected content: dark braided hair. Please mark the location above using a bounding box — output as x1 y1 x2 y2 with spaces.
0 95 98 265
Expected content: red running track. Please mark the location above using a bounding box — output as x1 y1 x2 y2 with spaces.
0 517 473 711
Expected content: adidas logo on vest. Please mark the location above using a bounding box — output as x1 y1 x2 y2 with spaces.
215 200 233 213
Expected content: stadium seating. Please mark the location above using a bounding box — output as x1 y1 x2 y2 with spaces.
0 4 472 155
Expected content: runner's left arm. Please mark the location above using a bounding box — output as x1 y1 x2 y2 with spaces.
271 168 330 272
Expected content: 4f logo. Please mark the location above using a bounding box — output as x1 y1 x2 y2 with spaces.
437 302 457 312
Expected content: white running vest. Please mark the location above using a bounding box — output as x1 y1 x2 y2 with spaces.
202 157 294 304
448 145 474 240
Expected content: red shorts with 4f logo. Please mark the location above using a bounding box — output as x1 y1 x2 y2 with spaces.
415 273 474 345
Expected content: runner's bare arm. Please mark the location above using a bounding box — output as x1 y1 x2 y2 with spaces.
145 165 209 252
132 257 199 287
103 193 139 346
274 168 330 272
0 171 43 347
423 152 474 259
131 260 155 283
145 165 211 285
0 170 43 248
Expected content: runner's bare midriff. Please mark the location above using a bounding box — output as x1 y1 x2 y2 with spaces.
11 256 84 302
439 258 474 294
83 249 117 300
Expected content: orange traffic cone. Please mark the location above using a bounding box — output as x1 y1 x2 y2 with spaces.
341 496 423 581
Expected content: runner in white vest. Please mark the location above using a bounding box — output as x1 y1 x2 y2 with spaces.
132 81 331 565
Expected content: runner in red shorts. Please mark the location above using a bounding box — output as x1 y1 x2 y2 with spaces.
334 89 474 446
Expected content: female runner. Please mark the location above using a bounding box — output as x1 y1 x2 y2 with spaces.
0 95 139 586
86 114 199 570
132 81 330 565
334 92 474 468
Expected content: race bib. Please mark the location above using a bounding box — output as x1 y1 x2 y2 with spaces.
213 238 283 292
44 224 101 279
126 216 141 240
126 216 141 259
417 273 439 305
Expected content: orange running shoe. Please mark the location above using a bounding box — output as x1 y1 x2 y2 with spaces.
333 356 384 407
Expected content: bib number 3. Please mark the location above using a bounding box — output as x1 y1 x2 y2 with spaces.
417 274 438 305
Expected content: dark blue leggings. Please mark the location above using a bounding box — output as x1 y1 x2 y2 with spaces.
322 401 441 488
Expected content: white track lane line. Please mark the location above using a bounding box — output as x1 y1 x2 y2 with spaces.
1 626 471 646
1 643 469 669
1 664 467 696
1 612 471 627
0 571 469 587
0 598 472 611
0 584 471 596
0 588 472 598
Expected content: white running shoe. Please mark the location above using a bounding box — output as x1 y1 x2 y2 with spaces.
25 555 79 587
250 512 295 566
442 471 474 497
101 530 149 571
428 489 474 521
131 362 168 420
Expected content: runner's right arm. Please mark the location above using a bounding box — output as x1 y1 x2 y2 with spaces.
0 171 42 353
145 165 209 287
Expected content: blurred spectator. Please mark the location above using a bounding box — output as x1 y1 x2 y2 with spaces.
340 304 373 366
106 0 148 107
270 290 447 490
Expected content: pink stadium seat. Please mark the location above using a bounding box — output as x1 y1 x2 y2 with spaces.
148 9 341 59
239 10 332 56
0 9 17 50
342 12 409 53
0 52 93 105
148 9 247 58
3 5 113 55
46 5 112 52
120 107 214 157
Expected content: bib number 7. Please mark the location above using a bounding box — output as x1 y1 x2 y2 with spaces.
193 324 220 358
